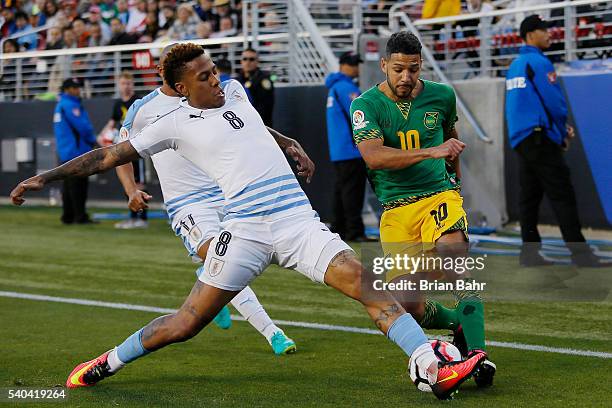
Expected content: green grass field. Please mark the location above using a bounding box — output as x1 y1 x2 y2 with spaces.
1 206 611 407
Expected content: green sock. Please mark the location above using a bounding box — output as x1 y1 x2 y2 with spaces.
419 300 459 330
456 298 486 351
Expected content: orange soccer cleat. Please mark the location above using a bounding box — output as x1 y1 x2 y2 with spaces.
66 350 115 389
431 351 486 400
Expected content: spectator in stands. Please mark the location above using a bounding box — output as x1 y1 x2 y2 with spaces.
422 0 461 19
158 4 175 35
194 0 218 30
214 0 239 30
0 40 18 100
88 6 111 44
116 0 130 26
505 15 605 268
62 25 76 48
109 17 138 45
53 77 97 224
99 0 118 25
126 0 147 34
43 0 61 28
14 11 38 50
88 21 106 46
46 25 64 49
59 0 79 24
195 21 213 40
31 0 47 27
141 9 159 42
216 57 233 82
237 47 275 126
210 15 236 39
0 8 17 38
325 51 371 242
168 4 199 40
72 17 90 48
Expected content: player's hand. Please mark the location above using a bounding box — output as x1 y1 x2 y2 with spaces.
566 125 575 139
10 176 45 206
430 139 466 161
286 143 315 183
128 190 152 212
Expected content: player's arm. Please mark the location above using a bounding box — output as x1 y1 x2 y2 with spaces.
10 141 139 205
266 126 315 183
357 137 465 170
116 162 152 212
443 127 461 179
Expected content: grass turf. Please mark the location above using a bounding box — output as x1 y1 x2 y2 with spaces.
1 206 611 407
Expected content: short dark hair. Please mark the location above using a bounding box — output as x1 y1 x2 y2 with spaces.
243 47 257 55
15 11 28 21
162 43 205 92
385 31 422 57
216 57 232 74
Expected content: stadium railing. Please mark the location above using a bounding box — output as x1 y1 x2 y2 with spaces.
0 0 347 101
389 0 612 80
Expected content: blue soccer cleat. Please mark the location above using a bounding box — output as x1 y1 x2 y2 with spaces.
212 305 232 329
270 331 297 355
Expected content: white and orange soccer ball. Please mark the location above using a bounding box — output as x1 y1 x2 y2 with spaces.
409 340 462 392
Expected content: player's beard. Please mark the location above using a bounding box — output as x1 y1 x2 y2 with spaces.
386 72 414 101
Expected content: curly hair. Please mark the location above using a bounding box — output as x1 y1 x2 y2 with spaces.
386 31 422 57
162 43 205 93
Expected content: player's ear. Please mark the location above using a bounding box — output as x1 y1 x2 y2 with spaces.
175 82 188 97
380 57 387 74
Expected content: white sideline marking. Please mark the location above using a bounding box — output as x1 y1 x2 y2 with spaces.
2 290 611 359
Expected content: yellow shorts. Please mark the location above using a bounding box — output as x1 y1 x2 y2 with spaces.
380 190 468 281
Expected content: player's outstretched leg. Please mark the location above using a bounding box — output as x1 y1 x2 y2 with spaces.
437 232 495 388
323 249 485 400
66 281 238 388
230 287 296 355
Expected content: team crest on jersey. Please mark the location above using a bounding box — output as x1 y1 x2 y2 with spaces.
547 72 557 84
72 108 81 117
189 225 203 243
423 112 439 129
209 257 225 277
353 110 369 130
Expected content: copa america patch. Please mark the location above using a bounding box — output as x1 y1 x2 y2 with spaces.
119 127 130 141
209 257 225 277
352 110 369 130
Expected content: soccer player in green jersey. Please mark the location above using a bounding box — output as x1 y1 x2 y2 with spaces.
351 31 495 387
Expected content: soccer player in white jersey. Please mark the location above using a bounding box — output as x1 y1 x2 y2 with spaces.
10 44 485 400
113 45 301 355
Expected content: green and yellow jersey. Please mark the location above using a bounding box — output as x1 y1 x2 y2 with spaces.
350 80 459 211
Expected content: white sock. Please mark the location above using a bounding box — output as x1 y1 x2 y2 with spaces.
411 343 438 385
107 347 126 373
231 286 282 343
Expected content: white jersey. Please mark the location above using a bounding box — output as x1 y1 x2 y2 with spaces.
120 88 224 225
129 80 312 226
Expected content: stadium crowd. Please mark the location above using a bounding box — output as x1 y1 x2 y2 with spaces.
1 0 244 52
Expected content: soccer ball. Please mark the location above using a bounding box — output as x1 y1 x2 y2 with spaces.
409 340 462 392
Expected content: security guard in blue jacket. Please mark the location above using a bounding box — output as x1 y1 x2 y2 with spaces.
506 15 603 267
53 78 97 224
325 52 371 242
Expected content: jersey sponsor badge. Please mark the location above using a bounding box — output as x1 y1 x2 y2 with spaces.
72 108 81 117
119 127 130 141
261 78 272 90
209 257 225 277
352 110 369 130
547 72 557 84
424 112 439 130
